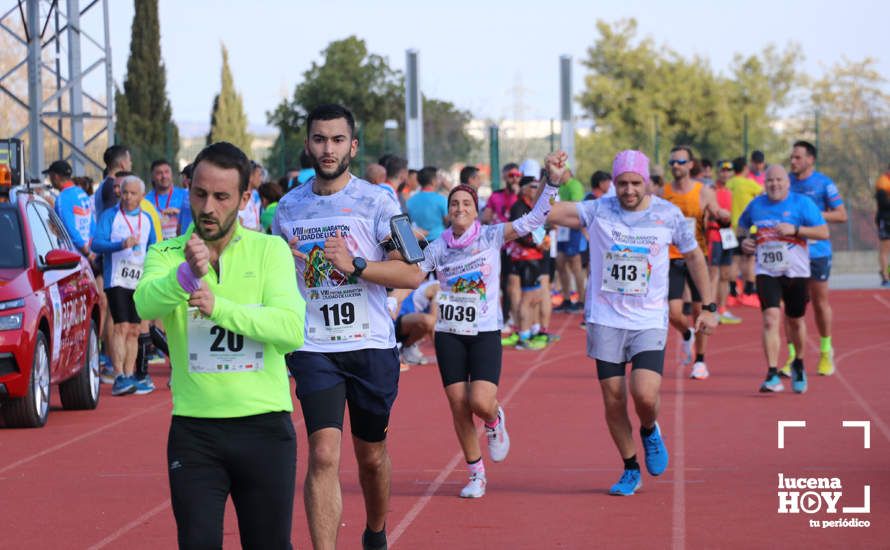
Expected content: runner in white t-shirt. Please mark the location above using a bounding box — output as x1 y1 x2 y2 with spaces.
546 150 717 496
271 104 423 550
418 152 566 499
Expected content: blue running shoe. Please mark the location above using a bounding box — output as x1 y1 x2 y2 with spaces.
609 469 642 496
111 375 137 396
791 362 807 394
759 373 784 393
641 422 669 476
134 376 156 395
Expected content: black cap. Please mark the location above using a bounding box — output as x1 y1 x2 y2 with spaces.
42 160 72 177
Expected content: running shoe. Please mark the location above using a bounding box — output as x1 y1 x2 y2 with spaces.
111 375 137 396
515 338 546 350
738 293 760 308
759 373 785 393
779 353 794 377
817 350 835 376
486 406 510 462
641 422 669 476
569 301 585 312
553 299 573 312
100 364 116 385
680 330 695 366
134 376 156 395
532 332 560 345
459 474 487 498
881 279 890 288
609 469 642 496
726 294 740 307
501 333 519 346
791 362 807 394
719 310 742 324
401 344 429 365
690 361 709 380
361 528 388 550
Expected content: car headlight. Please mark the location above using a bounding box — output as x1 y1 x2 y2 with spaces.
0 313 23 331
0 298 25 311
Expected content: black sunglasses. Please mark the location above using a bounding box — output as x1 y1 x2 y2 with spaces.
668 159 690 166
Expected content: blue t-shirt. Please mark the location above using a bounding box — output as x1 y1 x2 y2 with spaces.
54 183 95 252
789 171 843 259
738 192 826 278
146 186 189 239
406 190 448 241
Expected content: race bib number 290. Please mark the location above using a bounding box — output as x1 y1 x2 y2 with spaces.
306 284 370 343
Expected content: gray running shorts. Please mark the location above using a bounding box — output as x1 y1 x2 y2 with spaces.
585 323 667 364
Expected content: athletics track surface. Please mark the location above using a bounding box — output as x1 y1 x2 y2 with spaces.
1 289 888 549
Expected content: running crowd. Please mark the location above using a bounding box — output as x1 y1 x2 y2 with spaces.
37 101 863 549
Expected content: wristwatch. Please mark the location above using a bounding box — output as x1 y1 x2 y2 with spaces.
703 302 718 313
351 257 367 278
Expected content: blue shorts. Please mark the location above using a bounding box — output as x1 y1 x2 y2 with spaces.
557 230 584 257
286 348 400 441
708 240 734 267
809 256 831 282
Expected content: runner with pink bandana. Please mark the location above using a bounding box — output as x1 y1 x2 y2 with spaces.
417 152 567 499
546 149 717 496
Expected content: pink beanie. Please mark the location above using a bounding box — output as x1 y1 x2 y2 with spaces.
612 150 650 182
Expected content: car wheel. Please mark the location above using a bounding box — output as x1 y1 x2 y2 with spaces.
59 320 101 410
2 331 50 428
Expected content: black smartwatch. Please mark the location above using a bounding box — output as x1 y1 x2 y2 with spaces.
703 302 718 313
351 257 367 278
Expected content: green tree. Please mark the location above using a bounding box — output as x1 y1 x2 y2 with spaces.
574 19 799 180
207 44 253 155
114 0 179 179
423 98 477 168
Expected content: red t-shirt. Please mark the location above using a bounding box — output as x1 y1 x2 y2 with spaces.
707 186 733 243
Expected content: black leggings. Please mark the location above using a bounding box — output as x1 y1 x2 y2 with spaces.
167 413 296 550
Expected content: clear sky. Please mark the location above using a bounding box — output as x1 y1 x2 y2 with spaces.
99 0 888 136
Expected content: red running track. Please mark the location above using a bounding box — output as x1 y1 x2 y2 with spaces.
1 290 888 549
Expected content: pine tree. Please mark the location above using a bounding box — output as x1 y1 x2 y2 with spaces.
207 44 252 155
114 0 179 179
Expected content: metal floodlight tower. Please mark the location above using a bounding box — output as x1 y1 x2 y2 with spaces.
404 49 423 169
559 55 575 168
1 0 115 181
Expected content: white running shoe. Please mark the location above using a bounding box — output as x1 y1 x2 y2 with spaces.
690 361 709 380
486 406 510 462
681 330 695 365
459 474 486 498
401 343 428 365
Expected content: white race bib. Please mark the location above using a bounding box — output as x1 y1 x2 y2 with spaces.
685 217 697 239
758 241 790 273
556 226 571 243
110 256 144 290
435 291 480 335
306 284 370 343
601 251 649 295
161 214 179 239
719 228 739 249
187 307 264 373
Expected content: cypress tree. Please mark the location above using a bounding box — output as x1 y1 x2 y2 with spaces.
114 0 179 179
207 44 253 155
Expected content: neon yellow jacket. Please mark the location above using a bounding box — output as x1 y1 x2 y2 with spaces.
134 222 305 418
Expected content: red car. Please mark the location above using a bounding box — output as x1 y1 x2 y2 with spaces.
1 141 102 428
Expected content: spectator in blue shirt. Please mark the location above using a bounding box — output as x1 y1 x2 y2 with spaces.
406 166 448 241
43 160 95 258
95 145 132 217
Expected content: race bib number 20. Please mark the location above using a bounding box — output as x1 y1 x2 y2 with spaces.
187 307 264 373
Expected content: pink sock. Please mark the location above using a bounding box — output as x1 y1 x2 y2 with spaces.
484 415 499 429
468 458 485 477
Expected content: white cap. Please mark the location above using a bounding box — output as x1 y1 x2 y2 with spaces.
519 159 541 179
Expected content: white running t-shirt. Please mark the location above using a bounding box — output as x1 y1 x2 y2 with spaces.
273 176 402 352
578 196 696 330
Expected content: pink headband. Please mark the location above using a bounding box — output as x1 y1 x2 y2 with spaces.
612 150 650 182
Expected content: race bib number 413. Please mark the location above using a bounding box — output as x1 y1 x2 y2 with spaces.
602 251 649 295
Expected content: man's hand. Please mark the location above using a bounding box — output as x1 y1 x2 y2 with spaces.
162 207 180 217
775 222 797 237
544 151 569 185
695 311 718 335
122 235 138 249
288 235 307 260
324 229 355 275
741 237 756 255
184 233 211 279
188 280 215 317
